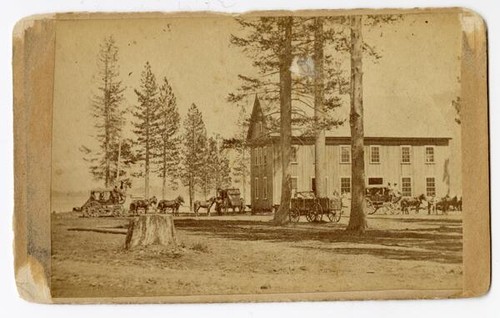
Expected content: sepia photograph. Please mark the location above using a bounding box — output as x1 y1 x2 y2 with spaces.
12 7 489 303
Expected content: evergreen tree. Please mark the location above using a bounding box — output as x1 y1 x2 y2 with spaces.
132 61 160 199
153 77 181 200
81 35 127 188
181 103 208 209
231 17 349 223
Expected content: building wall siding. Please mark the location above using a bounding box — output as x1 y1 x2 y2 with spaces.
254 141 452 207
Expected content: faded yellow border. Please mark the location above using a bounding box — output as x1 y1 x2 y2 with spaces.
13 8 490 303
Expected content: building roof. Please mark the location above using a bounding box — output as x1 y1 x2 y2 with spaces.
248 95 454 141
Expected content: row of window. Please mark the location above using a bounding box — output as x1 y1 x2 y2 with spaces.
339 145 435 164
260 145 436 165
252 176 437 199
268 145 435 164
338 176 436 197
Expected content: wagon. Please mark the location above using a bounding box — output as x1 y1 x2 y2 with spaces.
80 188 126 217
289 192 343 223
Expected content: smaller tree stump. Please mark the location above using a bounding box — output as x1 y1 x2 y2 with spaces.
125 214 177 249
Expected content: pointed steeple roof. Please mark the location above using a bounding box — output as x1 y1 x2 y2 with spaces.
246 95 266 141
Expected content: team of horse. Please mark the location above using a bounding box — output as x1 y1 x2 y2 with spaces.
399 194 462 215
128 195 184 216
127 195 219 216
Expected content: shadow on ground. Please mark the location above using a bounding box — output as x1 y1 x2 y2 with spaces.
174 217 463 264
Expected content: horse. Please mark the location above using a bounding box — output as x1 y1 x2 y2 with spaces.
435 195 452 214
157 196 184 215
193 197 216 216
129 196 157 216
400 194 426 214
448 196 462 211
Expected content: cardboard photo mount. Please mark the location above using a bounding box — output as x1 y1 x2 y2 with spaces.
13 8 490 303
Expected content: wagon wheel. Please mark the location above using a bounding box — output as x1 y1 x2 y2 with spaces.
313 201 323 222
289 208 300 223
327 209 342 223
305 209 315 222
83 201 100 217
388 202 400 215
112 205 124 217
365 199 376 215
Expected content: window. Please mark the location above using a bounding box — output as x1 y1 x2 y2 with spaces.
401 177 412 197
263 147 267 165
263 177 268 199
370 146 380 164
340 146 351 163
425 146 435 164
401 146 411 164
311 177 316 193
290 146 298 163
426 177 436 197
254 177 259 199
368 177 384 186
340 177 351 194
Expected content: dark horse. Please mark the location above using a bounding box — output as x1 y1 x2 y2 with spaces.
400 194 426 214
449 196 462 211
129 196 157 216
193 197 216 216
157 196 184 215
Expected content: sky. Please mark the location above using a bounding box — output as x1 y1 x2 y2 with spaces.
51 12 463 200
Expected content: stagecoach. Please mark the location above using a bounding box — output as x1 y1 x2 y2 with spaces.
78 188 126 217
288 191 343 223
215 188 245 214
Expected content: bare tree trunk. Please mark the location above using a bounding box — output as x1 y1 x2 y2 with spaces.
116 139 122 184
346 15 367 234
273 17 293 225
314 17 326 198
189 176 194 210
104 59 110 188
162 147 167 200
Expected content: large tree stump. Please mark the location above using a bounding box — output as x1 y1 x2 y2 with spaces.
125 214 177 249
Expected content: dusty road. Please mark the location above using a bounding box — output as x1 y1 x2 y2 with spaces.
51 211 463 298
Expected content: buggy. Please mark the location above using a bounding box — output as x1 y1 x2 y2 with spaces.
365 186 401 215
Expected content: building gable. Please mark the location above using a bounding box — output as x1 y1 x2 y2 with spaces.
246 95 268 143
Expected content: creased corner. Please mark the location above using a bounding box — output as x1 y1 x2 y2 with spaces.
15 256 52 303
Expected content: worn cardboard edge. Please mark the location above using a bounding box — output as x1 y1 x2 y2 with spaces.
460 10 491 298
12 8 490 303
11 7 480 24
51 289 463 304
13 17 56 303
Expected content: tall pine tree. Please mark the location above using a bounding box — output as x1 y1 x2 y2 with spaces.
230 17 347 224
153 77 181 200
81 35 126 188
181 103 208 209
132 61 160 199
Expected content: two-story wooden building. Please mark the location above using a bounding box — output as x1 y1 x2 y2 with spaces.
247 96 454 212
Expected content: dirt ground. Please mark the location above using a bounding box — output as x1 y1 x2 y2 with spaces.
51 210 463 298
